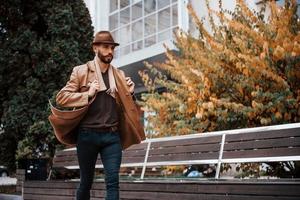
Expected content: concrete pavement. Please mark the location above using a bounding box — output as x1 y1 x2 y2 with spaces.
0 194 22 200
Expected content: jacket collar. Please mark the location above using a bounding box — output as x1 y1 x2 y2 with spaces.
87 60 95 72
87 60 116 72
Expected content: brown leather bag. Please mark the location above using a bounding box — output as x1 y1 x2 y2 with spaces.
48 100 90 147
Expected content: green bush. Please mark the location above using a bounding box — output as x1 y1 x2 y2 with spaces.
0 0 94 170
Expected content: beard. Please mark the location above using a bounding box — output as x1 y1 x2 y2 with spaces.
97 51 113 64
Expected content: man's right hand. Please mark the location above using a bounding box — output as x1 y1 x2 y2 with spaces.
88 80 100 98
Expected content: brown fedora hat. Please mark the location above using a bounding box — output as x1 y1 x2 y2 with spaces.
92 31 119 46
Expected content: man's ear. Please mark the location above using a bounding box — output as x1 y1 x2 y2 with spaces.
92 45 98 54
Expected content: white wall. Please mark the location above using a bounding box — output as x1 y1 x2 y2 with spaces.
84 0 109 32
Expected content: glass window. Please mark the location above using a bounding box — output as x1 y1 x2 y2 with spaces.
120 25 131 44
132 40 143 52
144 0 156 15
132 0 142 4
158 0 170 10
158 7 171 30
158 29 170 42
120 7 130 26
114 49 120 59
172 4 178 26
120 45 131 56
144 13 156 37
132 1 143 21
109 13 119 30
132 19 143 41
110 0 118 12
145 35 156 47
120 0 130 9
108 0 177 57
111 29 120 44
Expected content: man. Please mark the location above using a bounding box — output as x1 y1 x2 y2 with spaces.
51 31 145 200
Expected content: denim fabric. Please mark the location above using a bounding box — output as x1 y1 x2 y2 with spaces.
76 128 122 200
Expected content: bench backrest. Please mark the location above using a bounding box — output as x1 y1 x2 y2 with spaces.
53 142 149 169
52 123 300 179
222 127 300 163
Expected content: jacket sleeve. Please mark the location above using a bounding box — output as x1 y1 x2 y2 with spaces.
119 69 136 101
56 67 89 108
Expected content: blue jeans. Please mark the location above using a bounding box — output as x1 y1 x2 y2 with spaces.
76 128 122 200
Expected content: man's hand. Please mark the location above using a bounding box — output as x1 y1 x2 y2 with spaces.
88 80 100 98
126 77 135 94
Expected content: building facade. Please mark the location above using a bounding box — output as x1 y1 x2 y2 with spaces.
83 0 299 94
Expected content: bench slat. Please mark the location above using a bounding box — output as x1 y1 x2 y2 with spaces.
224 137 300 151
225 128 300 142
55 150 77 156
151 135 222 148
122 150 147 157
147 151 220 162
126 142 149 150
149 143 221 155
223 146 300 159
23 180 300 200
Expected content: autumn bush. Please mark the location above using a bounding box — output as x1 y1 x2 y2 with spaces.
140 0 300 137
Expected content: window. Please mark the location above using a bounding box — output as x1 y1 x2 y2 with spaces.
144 0 156 15
132 40 143 52
110 0 118 12
111 29 120 44
109 13 119 30
120 25 131 44
158 29 171 42
120 0 130 8
158 0 170 10
172 4 178 26
109 0 179 58
120 7 130 26
158 7 171 31
132 1 143 20
145 14 156 36
132 19 143 41
145 35 156 47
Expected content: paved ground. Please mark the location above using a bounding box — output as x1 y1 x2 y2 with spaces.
0 177 17 186
0 194 22 200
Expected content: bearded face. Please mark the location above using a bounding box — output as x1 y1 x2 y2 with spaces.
97 50 113 64
94 44 115 64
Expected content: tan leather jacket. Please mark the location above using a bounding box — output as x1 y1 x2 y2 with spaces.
49 60 146 150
